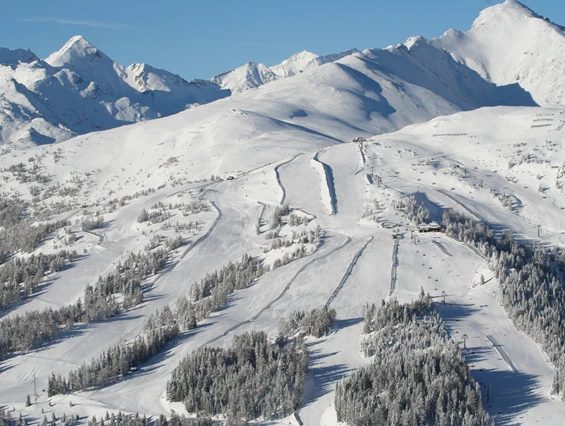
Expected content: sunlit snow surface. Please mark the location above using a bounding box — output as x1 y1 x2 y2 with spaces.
2 1 565 424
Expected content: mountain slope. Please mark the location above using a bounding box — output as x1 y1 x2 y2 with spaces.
269 50 318 77
211 62 278 94
0 36 229 146
211 48 360 93
0 35 536 205
435 0 565 106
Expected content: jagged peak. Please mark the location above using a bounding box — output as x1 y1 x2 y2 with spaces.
404 36 428 50
0 47 38 67
45 35 109 67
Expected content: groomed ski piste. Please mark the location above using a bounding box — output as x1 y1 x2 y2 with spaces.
4 1 565 423
2 104 565 425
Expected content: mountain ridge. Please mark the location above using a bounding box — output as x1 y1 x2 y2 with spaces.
0 36 230 146
434 0 565 106
0 0 558 147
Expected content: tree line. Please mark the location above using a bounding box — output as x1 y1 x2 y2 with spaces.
166 330 308 422
335 295 490 426
86 412 214 426
48 305 180 395
189 254 268 320
0 236 178 361
0 250 77 311
442 209 565 400
278 305 336 338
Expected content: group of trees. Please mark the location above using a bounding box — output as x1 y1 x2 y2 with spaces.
278 305 336 338
335 296 490 425
86 412 213 426
0 191 71 265
81 215 104 231
0 219 70 263
138 200 208 225
0 237 178 361
392 196 431 225
189 254 268 320
442 209 565 400
48 305 180 395
269 204 291 230
287 213 310 227
272 246 306 269
166 331 308 422
84 245 170 318
6 160 50 185
268 229 319 251
0 250 77 311
137 208 168 224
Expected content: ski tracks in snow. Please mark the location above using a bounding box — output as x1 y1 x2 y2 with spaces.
274 153 304 205
203 236 352 346
326 236 373 306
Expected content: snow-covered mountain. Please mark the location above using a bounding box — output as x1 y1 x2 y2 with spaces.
211 62 278 94
4 2 565 425
435 0 565 106
0 36 229 146
269 50 319 77
0 32 536 203
211 48 360 93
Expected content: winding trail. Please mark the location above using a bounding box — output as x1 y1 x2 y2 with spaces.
275 153 303 205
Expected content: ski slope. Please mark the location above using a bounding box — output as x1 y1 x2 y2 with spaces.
3 106 565 425
4 1 565 423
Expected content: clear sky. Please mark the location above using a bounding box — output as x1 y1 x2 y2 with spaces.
1 0 564 80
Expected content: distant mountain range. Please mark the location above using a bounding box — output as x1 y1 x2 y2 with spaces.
0 0 559 146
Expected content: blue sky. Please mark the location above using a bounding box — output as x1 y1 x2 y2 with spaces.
1 0 564 80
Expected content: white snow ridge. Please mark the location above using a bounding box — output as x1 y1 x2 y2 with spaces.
2 1 565 426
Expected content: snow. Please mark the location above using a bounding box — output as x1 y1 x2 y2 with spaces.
269 50 318 77
2 2 565 425
4 105 565 425
212 48 360 94
435 0 565 106
0 36 229 146
309 154 335 216
211 62 278 94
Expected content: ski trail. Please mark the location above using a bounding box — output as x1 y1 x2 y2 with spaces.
485 334 517 373
310 152 337 215
180 200 222 260
275 153 303 205
326 236 373 306
203 236 352 346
